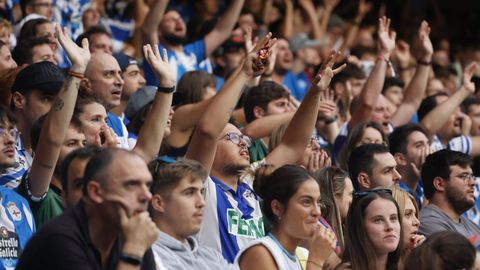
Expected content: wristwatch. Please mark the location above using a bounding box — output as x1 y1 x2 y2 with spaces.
119 253 143 266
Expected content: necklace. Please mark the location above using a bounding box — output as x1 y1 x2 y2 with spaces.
268 232 297 262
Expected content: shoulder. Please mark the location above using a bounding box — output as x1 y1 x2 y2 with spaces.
237 243 277 270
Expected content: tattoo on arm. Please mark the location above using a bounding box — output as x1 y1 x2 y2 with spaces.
52 98 64 111
38 162 54 169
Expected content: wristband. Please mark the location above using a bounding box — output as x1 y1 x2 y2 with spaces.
119 253 142 266
157 85 175 93
67 70 85 79
417 59 431 66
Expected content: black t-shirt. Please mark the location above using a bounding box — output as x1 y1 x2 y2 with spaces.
15 201 155 270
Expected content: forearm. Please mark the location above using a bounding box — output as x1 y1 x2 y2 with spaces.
322 121 340 144
242 112 294 140
171 98 213 132
29 75 80 197
267 87 322 166
421 88 470 138
349 57 387 129
133 91 173 162
391 64 429 126
280 1 294 39
141 0 168 44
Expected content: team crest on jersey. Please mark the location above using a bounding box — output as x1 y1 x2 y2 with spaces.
7 202 21 221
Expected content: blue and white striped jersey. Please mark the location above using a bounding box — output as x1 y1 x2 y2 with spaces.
0 139 32 189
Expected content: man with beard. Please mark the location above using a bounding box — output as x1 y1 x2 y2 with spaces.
419 149 480 239
141 0 245 84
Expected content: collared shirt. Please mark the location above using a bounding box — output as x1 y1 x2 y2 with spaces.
16 201 155 270
399 180 424 209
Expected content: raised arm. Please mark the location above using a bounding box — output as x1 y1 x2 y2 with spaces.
133 45 174 162
266 51 346 167
186 34 275 172
348 16 396 130
204 0 245 56
242 112 295 140
298 0 323 40
280 0 294 39
141 0 169 45
421 63 477 140
28 25 90 197
391 21 433 127
339 0 373 52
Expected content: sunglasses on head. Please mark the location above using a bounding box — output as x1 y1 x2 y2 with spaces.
353 188 392 200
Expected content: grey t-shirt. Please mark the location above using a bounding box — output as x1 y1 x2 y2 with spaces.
419 204 480 239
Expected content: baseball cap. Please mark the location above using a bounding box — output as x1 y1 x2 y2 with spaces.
289 33 329 53
11 61 65 94
125 86 183 120
113 52 138 72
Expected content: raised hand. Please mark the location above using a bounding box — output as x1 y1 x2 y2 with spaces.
298 0 315 11
414 21 433 63
377 16 396 59
318 90 338 120
243 26 258 55
324 0 340 12
312 50 347 91
56 24 90 73
357 0 373 16
243 32 277 77
462 62 477 93
143 44 175 87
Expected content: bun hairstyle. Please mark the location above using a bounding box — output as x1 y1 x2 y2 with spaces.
253 164 314 226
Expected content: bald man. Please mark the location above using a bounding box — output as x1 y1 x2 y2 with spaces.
81 50 175 164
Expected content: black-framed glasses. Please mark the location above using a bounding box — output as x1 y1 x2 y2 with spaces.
224 132 252 147
353 188 392 200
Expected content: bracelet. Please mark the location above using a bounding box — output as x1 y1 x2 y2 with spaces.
307 260 324 268
67 70 85 79
157 85 176 93
119 253 142 266
377 54 390 63
417 59 431 66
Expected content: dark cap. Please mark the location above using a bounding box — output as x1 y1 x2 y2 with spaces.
113 52 138 72
125 86 182 119
12 61 65 94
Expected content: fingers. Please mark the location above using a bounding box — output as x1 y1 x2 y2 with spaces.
465 62 478 77
332 63 347 75
154 43 161 59
118 206 128 226
162 48 168 63
252 32 272 52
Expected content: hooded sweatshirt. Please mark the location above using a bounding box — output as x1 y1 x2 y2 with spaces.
152 232 239 270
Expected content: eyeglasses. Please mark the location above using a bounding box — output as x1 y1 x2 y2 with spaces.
0 128 18 141
353 188 392 200
224 132 252 147
455 173 476 182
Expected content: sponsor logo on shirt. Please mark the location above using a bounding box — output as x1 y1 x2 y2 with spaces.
7 202 21 222
227 209 264 239
0 226 20 267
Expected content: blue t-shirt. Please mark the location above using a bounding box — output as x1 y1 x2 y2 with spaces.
143 40 206 85
282 71 311 101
